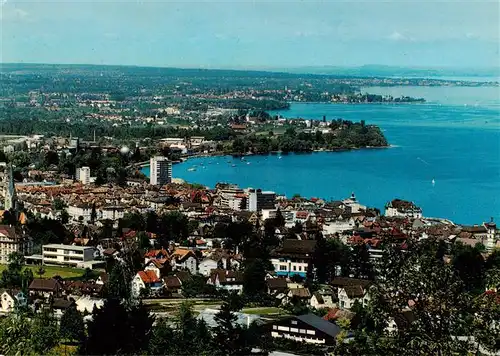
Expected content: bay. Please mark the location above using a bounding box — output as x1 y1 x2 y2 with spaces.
152 86 500 225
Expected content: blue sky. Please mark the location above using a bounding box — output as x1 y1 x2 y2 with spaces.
1 0 499 68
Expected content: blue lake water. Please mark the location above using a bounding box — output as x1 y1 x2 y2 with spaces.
146 86 500 225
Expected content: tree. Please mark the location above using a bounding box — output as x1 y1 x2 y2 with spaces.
166 301 213 355
0 312 34 354
338 240 475 355
242 258 268 297
99 219 114 240
148 318 174 355
137 231 151 250
82 267 93 281
274 208 285 227
212 301 250 356
60 209 70 224
60 305 85 342
107 262 133 301
181 274 217 298
90 202 97 223
0 252 31 289
36 266 45 278
146 211 158 234
31 309 60 354
350 243 374 280
53 198 67 211
83 299 153 355
451 243 485 292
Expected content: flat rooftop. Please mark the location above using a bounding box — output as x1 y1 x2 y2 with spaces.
43 244 94 251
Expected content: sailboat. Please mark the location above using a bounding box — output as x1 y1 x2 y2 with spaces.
431 178 435 186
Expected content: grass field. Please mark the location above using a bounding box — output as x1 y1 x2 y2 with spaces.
0 264 93 279
241 307 288 315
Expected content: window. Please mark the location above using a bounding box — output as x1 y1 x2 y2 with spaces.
291 320 297 325
280 266 287 271
298 266 302 271
293 266 296 271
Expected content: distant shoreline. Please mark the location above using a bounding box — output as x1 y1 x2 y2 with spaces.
139 145 393 169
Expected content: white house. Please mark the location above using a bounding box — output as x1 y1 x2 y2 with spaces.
322 218 356 235
208 269 244 294
310 292 335 310
131 270 164 298
75 295 104 314
170 248 197 274
385 199 422 219
338 285 370 310
199 257 220 277
0 290 26 313
68 204 92 222
100 206 126 221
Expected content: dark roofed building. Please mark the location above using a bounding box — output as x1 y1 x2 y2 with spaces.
164 276 182 294
266 278 288 295
28 278 62 298
269 313 341 345
271 239 317 278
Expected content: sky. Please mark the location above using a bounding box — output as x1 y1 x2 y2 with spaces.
1 0 499 69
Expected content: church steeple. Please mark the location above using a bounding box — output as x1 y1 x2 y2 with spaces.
4 164 17 211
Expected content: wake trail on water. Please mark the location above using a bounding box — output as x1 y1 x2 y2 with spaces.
417 157 430 165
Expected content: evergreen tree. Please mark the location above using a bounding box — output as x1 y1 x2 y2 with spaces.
148 318 174 355
60 305 85 343
107 262 133 300
83 299 129 355
90 202 97 223
212 302 247 355
350 243 374 279
242 258 268 297
31 309 60 354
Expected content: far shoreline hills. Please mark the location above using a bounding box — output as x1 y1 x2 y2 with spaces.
1 62 498 87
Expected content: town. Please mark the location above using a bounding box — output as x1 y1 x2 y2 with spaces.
0 133 497 355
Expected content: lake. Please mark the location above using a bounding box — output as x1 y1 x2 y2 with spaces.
151 86 500 225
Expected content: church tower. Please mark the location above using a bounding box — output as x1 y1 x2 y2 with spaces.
4 164 17 211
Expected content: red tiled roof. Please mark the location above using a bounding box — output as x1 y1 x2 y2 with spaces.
138 270 160 284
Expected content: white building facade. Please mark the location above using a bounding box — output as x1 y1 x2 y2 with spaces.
76 167 91 185
42 244 96 267
149 156 172 186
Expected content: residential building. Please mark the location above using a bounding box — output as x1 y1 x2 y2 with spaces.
270 314 341 345
199 257 221 277
208 269 244 293
76 166 91 185
100 206 125 220
338 285 371 310
42 244 96 267
310 291 336 310
0 290 27 313
144 259 170 279
266 278 288 295
246 188 276 212
68 204 92 222
163 275 182 295
170 248 197 274
270 239 316 278
149 156 172 186
131 270 163 297
0 225 33 264
215 183 245 210
342 193 366 213
485 219 498 252
287 287 311 302
385 199 423 218
28 278 62 299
